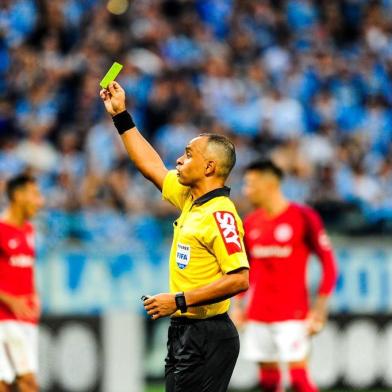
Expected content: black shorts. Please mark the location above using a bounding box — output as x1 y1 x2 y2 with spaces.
165 313 240 392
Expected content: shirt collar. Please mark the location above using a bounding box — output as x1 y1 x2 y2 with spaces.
192 186 231 206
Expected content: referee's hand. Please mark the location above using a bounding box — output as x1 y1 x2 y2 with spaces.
143 293 177 320
100 81 126 117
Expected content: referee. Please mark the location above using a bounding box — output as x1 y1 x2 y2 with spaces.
100 82 249 392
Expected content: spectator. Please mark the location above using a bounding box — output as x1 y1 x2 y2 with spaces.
1 0 392 231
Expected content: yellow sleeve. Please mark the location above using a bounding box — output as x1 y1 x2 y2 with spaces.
162 170 190 210
203 211 249 274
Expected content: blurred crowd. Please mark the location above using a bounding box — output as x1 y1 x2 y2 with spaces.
1 0 392 236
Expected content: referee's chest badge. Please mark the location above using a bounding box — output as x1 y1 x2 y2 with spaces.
176 243 191 269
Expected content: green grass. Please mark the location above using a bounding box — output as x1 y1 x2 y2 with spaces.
146 385 164 392
145 385 387 392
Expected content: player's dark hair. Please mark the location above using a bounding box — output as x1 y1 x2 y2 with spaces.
6 174 36 201
199 133 236 179
245 159 284 180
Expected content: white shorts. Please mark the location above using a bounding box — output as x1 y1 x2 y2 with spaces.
243 320 310 363
0 321 38 384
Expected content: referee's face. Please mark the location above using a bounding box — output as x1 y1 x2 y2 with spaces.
176 137 209 186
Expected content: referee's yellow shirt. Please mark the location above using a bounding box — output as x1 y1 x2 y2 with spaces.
162 170 249 319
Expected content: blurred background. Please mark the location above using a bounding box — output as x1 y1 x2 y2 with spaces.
1 0 392 390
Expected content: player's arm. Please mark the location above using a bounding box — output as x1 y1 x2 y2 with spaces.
100 81 168 191
303 206 338 334
230 294 247 329
230 267 251 329
144 268 249 320
307 294 330 333
0 291 38 321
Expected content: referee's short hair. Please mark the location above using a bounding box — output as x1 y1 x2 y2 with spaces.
200 133 236 179
6 174 37 201
245 159 284 180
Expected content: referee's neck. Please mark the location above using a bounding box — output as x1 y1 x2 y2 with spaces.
190 179 225 201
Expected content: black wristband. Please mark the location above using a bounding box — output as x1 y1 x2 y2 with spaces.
112 110 135 135
175 292 187 313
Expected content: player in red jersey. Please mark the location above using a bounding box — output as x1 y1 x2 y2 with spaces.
0 175 44 392
232 159 337 392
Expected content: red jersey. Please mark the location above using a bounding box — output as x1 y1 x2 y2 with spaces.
244 203 337 322
0 221 38 324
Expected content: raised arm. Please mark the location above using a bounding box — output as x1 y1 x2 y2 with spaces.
100 81 168 190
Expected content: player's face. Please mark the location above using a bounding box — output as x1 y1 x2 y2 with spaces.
16 183 45 219
176 137 209 186
243 171 274 207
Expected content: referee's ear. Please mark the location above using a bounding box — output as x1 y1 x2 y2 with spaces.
205 160 217 177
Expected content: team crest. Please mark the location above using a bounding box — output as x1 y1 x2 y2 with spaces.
274 223 293 242
8 239 18 249
176 243 190 269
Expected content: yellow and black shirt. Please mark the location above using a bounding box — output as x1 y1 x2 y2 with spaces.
162 170 249 319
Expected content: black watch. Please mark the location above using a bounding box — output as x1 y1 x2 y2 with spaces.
175 292 187 313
